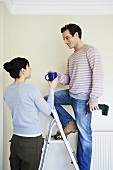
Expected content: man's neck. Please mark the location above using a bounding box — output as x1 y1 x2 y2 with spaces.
74 41 85 51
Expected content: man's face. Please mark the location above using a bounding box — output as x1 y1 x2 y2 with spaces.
62 30 78 49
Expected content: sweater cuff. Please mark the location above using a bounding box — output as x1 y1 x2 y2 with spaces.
58 73 63 82
49 88 54 95
89 97 98 102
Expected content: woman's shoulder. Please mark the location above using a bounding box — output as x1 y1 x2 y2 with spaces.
20 83 39 91
24 84 40 92
5 83 38 92
24 83 37 88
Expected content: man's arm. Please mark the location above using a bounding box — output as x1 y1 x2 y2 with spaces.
58 59 70 85
87 47 104 112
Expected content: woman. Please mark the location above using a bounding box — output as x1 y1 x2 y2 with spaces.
3 57 58 170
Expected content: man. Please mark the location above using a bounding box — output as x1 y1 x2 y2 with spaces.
54 23 104 170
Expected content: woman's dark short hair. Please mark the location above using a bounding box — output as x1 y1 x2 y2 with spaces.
61 23 82 39
3 57 29 78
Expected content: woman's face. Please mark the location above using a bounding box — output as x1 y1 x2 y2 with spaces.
24 64 32 79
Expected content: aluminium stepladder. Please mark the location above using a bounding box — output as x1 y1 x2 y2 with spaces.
38 108 79 170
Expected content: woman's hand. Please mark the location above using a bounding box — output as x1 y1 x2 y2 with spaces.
48 76 58 90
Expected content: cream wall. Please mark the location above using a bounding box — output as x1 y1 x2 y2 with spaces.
2 8 113 170
0 2 3 170
2 3 11 170
10 15 113 131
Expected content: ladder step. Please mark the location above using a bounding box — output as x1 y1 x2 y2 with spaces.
39 109 79 170
44 135 64 143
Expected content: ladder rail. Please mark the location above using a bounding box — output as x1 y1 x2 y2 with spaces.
39 109 79 170
39 120 56 170
52 109 79 170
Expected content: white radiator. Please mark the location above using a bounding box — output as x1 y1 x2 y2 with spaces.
91 131 113 170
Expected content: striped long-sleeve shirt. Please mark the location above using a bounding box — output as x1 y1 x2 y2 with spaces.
59 44 104 102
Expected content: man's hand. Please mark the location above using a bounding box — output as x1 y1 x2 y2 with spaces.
87 101 99 112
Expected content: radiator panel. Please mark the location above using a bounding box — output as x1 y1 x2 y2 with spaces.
91 132 113 170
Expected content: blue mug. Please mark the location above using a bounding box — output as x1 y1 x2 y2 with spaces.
45 72 57 81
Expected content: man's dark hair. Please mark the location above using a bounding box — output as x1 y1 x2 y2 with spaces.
3 57 29 79
61 23 82 39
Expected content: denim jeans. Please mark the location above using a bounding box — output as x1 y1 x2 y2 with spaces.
54 89 92 170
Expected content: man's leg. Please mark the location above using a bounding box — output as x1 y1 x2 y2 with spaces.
44 89 74 128
71 98 92 170
44 89 77 134
54 89 74 128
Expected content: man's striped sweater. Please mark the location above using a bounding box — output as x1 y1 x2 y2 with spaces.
59 44 104 102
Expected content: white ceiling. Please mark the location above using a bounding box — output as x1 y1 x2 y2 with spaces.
3 0 113 15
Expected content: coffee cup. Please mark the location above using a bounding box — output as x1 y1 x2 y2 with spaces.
45 72 57 81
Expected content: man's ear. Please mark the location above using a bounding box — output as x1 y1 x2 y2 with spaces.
74 32 79 38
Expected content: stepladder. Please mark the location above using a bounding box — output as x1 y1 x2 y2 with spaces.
38 108 79 170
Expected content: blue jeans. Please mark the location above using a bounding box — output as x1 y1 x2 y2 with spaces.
54 89 92 170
